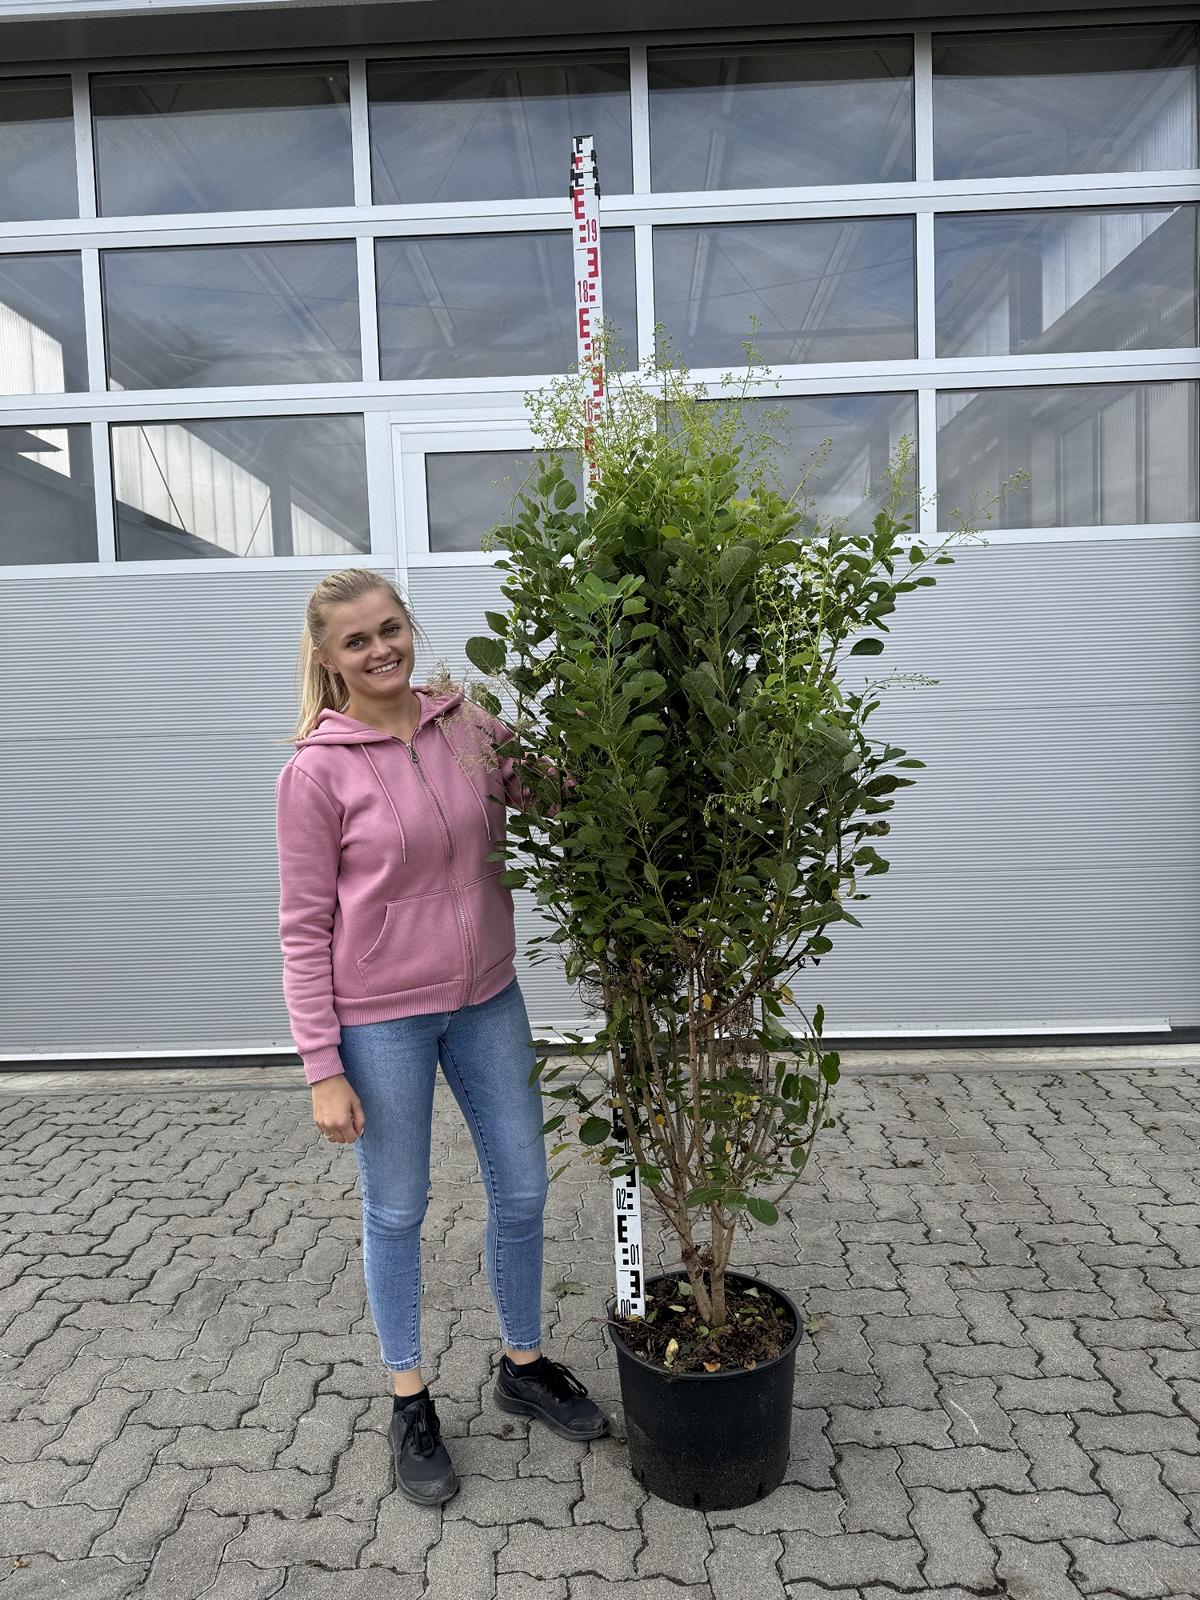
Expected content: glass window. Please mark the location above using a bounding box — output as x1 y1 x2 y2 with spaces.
936 381 1198 530
654 219 915 369
936 205 1199 357
110 414 369 559
649 38 913 191
425 450 582 553
736 393 917 536
1 425 96 564
933 24 1198 179
376 229 636 380
0 254 88 394
91 64 353 216
369 52 631 203
0 77 77 222
102 243 360 390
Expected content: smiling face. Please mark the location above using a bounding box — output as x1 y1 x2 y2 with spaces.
315 588 417 719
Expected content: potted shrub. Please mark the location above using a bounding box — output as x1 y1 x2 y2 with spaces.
459 343 1002 1509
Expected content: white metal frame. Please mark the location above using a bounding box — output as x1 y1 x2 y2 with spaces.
1 9 1197 581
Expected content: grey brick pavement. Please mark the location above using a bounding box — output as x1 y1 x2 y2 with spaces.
2 1047 1200 1598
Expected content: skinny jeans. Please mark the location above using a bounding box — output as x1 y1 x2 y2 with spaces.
337 976 549 1372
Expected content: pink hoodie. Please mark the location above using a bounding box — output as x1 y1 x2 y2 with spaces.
274 684 568 1085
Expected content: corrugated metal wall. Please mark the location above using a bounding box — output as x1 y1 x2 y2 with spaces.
4 532 1196 1061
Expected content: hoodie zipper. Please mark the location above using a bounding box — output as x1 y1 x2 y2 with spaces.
392 730 477 1002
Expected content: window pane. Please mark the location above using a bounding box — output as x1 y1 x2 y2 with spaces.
1 426 96 563
649 39 913 191
936 382 1198 529
0 254 87 394
654 220 915 368
0 77 77 221
111 414 369 559
377 229 636 380
737 393 917 536
102 243 360 389
92 64 353 215
936 206 1199 357
426 450 582 553
370 53 631 203
933 24 1198 179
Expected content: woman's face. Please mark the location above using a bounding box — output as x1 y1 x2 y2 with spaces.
317 592 414 707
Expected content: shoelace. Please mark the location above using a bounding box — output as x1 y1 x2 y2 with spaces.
399 1399 441 1459
525 1358 590 1402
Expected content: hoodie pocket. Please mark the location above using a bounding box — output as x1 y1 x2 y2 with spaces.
356 889 465 996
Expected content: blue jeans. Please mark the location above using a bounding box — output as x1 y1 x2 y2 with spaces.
338 976 549 1372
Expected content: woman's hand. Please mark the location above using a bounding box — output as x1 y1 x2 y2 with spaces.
312 1075 365 1143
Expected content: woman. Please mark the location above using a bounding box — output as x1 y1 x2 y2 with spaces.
274 566 606 1507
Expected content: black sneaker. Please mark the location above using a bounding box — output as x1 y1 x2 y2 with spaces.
493 1355 610 1441
389 1393 458 1505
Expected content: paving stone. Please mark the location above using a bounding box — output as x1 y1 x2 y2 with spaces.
707 1483 843 1536
898 1443 1030 1493
1068 1537 1200 1597
0 1457 90 1506
636 1495 713 1584
980 1487 1121 1543
1092 1451 1195 1545
1092 1347 1182 1415
833 1443 912 1536
493 1578 569 1600
1009 1411 1097 1492
706 1527 785 1600
500 1522 641 1581
424 1516 507 1598
157 1424 282 1472
867 1342 938 1408
574 1441 645 1528
128 1507 244 1600
1014 1315 1102 1379
189 1464 324 1518
223 1510 370 1568
828 1404 952 1450
926 1340 1038 1380
936 1377 1013 1448
276 1569 423 1599
777 1529 925 1589
1075 1412 1200 1455
567 1582 711 1600
1 1502 118 1561
0 1552 147 1598
996 1374 1117 1414
910 1487 997 1590
357 1485 441 1572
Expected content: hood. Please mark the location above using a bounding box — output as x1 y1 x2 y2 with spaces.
295 684 465 748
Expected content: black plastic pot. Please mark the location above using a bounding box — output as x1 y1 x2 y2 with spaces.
605 1269 803 1510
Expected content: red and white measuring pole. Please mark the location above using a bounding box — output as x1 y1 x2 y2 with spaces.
570 133 606 507
569 134 645 1321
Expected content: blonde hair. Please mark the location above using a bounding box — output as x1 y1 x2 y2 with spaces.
275 568 433 747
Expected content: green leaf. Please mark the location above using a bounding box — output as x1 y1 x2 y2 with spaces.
747 1197 779 1225
849 637 885 656
579 1117 611 1146
465 634 505 675
553 480 577 509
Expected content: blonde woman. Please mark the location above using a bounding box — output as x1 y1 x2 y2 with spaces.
275 567 606 1506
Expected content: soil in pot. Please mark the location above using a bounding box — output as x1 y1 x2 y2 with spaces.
613 1271 795 1372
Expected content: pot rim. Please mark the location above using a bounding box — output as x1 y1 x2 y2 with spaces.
605 1267 803 1382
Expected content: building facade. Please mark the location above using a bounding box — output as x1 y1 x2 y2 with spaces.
2 0 1198 1064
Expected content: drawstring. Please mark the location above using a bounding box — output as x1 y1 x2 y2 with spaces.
359 712 497 863
361 746 408 862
